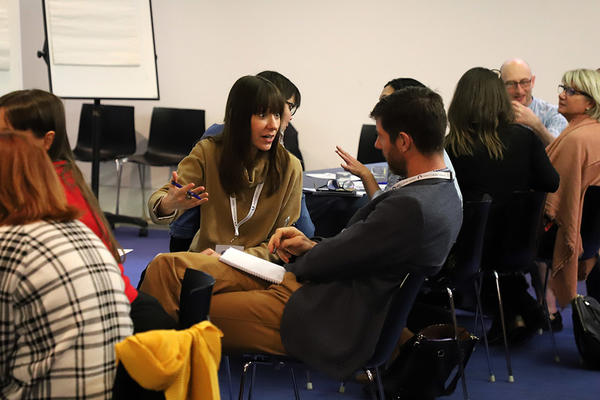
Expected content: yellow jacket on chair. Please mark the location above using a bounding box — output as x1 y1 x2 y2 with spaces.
115 320 223 400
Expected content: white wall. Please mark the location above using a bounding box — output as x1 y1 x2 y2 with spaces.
18 0 599 187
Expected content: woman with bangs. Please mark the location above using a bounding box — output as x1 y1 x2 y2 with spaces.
0 132 132 399
142 75 303 321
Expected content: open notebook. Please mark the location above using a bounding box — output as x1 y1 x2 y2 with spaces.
219 247 285 284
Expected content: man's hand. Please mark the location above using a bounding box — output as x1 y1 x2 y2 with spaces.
268 227 317 263
511 101 555 146
158 171 209 215
512 101 540 128
335 146 370 179
200 248 220 258
335 146 381 198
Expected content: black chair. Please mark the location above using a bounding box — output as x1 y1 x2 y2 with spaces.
125 107 206 216
113 269 216 399
357 124 385 164
73 103 148 234
230 272 426 400
540 186 600 340
359 272 427 399
423 194 494 386
179 268 216 329
481 190 547 383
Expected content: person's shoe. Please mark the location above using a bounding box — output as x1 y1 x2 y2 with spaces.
486 315 530 345
543 311 563 332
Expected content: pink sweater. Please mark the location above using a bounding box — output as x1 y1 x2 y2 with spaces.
545 115 600 307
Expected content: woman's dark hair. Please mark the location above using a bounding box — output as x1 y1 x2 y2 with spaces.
217 75 287 196
0 89 122 262
445 67 514 160
257 71 301 107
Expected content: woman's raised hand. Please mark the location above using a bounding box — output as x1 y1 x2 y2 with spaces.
158 171 209 215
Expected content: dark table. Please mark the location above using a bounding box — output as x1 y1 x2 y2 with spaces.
303 163 387 237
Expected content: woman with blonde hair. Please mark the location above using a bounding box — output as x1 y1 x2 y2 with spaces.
543 69 600 320
0 132 132 399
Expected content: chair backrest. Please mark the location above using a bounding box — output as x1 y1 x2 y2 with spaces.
445 193 493 285
73 103 136 160
178 269 215 329
146 107 206 163
366 272 426 368
482 190 546 272
357 124 385 164
581 186 600 259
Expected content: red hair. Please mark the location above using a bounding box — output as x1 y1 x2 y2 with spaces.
0 132 79 225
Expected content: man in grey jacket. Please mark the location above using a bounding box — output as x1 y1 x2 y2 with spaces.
141 86 462 380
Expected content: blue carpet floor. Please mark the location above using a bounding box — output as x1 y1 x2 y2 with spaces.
115 226 600 399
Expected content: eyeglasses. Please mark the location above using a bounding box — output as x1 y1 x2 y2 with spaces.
504 79 532 89
286 101 297 116
558 84 593 99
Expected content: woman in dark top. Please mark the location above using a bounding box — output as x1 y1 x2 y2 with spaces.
446 67 559 197
445 67 559 343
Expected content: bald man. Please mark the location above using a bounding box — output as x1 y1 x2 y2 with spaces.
500 58 567 145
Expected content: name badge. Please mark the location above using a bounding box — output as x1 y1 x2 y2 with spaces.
215 244 244 255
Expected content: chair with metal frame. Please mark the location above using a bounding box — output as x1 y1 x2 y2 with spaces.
73 103 149 234
422 193 493 389
539 185 600 356
480 190 547 383
356 124 385 164
124 107 205 217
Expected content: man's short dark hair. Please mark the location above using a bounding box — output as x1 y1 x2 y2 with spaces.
384 78 425 91
370 86 446 154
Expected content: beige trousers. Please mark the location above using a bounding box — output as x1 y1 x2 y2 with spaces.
139 251 301 354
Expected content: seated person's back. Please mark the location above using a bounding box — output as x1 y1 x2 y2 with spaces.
0 132 132 399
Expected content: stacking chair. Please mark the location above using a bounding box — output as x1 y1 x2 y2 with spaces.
125 107 205 216
73 103 148 234
480 190 547 383
424 193 493 387
356 124 385 164
540 186 600 346
113 269 217 399
358 272 427 400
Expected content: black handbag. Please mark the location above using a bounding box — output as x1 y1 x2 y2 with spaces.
381 324 478 400
571 295 600 369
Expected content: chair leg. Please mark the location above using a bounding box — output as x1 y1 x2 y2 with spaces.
247 362 256 400
305 370 313 390
473 277 495 382
137 164 147 219
493 271 514 382
363 369 378 400
115 158 124 215
447 287 469 400
238 360 253 400
542 264 560 363
374 366 385 400
223 355 233 400
288 366 301 400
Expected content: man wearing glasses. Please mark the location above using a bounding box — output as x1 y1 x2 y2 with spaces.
500 58 567 145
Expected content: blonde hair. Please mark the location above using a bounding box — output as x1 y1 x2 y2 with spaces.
0 132 80 225
562 69 600 122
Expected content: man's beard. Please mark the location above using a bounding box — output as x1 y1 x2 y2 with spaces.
389 154 407 178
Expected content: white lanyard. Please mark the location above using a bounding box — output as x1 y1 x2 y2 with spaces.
230 182 264 238
391 170 453 190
